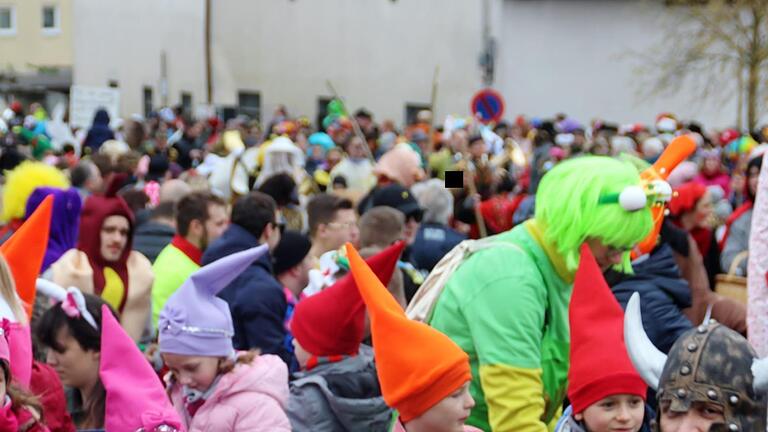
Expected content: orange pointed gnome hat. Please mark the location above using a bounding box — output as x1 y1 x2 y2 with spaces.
567 244 646 414
346 243 471 422
0 195 53 318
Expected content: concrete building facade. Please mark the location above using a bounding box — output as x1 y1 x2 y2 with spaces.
71 0 750 128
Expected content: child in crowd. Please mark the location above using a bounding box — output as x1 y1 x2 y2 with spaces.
286 242 404 431
0 320 47 431
555 245 650 432
158 245 291 431
346 243 481 432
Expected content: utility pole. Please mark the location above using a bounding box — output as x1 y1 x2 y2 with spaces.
160 50 169 107
479 0 496 87
205 0 213 104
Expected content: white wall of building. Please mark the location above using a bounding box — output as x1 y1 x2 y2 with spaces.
497 0 746 128
210 0 485 126
72 0 486 126
72 0 206 119
72 0 751 128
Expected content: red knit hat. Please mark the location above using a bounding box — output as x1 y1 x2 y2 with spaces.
567 244 647 414
668 182 707 217
291 241 405 357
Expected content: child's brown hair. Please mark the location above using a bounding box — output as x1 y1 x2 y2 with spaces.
217 349 261 374
1 361 43 424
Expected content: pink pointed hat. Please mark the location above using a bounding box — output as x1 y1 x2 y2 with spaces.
0 268 33 388
0 319 30 389
99 304 184 431
0 323 9 367
4 323 31 388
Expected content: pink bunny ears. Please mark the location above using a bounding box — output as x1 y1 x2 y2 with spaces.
36 279 98 330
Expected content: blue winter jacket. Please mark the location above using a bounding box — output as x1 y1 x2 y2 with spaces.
609 243 693 354
83 109 114 151
409 222 466 272
202 223 290 364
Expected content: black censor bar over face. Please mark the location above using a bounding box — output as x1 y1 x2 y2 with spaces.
444 171 463 189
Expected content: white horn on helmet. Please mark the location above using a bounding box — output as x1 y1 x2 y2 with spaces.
752 357 768 395
624 292 667 390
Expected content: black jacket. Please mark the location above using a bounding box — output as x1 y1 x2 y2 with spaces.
409 223 466 272
132 221 175 263
608 243 693 354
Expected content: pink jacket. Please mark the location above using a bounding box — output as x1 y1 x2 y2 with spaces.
693 172 731 196
170 354 291 431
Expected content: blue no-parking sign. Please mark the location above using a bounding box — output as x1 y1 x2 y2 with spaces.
471 88 505 124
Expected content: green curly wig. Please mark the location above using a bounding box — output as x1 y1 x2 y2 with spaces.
535 156 653 273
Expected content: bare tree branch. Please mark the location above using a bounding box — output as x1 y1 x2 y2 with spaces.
636 0 768 128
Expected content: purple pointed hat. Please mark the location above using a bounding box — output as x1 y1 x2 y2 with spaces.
25 187 82 273
158 244 268 357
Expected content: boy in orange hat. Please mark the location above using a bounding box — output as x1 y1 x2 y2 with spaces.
554 244 650 432
286 242 405 432
346 243 481 432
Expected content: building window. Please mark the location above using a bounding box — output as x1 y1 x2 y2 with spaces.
237 91 261 122
0 6 16 36
42 5 60 34
316 97 333 130
180 92 192 117
405 103 430 126
143 87 154 118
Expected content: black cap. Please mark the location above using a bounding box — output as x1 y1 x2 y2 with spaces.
272 230 312 276
371 184 423 221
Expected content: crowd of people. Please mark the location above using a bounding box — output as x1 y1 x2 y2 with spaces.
0 98 765 431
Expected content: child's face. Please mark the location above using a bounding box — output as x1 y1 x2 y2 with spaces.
575 394 644 432
162 353 220 392
405 381 474 432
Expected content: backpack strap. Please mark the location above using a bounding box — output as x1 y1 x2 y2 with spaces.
405 235 523 322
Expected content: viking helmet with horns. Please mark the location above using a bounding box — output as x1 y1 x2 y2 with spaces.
624 292 768 431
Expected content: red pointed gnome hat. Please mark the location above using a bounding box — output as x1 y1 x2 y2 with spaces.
567 244 647 414
1 195 53 318
100 305 183 431
291 241 405 357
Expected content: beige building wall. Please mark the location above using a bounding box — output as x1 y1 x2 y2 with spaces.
0 0 73 73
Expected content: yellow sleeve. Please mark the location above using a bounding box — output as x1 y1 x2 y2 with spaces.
479 364 549 432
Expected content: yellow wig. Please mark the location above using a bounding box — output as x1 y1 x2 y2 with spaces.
2 161 69 222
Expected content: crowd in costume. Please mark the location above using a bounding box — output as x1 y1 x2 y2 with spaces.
0 99 766 431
